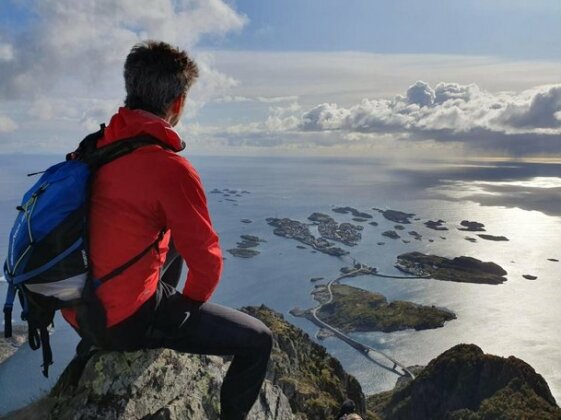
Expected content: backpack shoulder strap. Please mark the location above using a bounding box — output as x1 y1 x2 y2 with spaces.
66 124 106 161
2 267 16 338
91 228 166 289
67 124 172 168
87 135 170 169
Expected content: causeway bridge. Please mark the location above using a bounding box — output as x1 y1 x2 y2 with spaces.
309 264 431 379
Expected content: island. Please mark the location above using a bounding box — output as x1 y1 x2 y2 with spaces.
227 234 266 258
293 284 456 333
523 274 538 280
369 221 378 226
332 206 372 219
218 188 248 199
227 248 259 258
372 208 415 224
458 220 486 231
394 224 405 230
239 235 265 247
382 230 400 239
477 234 509 241
308 212 362 246
464 236 477 243
548 258 559 262
395 252 508 284
424 219 448 230
408 231 422 240
266 217 349 256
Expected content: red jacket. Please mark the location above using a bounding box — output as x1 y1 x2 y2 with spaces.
62 107 223 328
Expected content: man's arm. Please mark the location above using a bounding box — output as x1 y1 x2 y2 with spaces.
157 156 223 302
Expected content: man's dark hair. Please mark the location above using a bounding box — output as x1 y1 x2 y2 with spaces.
124 40 199 117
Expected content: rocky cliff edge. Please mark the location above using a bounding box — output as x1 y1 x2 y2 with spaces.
3 305 364 420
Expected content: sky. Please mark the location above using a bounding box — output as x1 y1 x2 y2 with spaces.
0 0 560 159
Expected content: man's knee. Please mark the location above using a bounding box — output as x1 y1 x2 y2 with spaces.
251 319 273 355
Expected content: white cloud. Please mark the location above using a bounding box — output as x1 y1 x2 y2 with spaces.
0 115 17 133
0 0 248 153
0 43 13 62
262 101 302 135
0 0 247 99
214 95 253 103
209 51 561 107
214 95 298 104
256 96 299 104
301 103 351 131
406 81 436 107
185 54 240 117
294 82 561 155
497 85 561 129
301 81 561 134
28 97 80 121
80 100 122 131
189 80 561 157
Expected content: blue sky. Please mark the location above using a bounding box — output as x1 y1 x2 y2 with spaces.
0 0 560 158
202 0 561 59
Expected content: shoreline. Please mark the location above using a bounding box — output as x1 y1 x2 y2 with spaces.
0 324 27 366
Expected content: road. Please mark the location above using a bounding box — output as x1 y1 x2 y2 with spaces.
309 265 427 379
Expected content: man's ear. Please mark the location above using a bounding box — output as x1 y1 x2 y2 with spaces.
172 94 185 114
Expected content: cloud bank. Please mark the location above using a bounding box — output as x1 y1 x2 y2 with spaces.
0 0 247 153
295 81 561 156
192 81 561 157
0 0 246 99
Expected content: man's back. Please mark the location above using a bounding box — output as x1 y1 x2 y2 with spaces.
62 107 223 328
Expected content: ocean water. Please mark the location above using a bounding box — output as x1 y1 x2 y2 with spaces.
0 153 560 414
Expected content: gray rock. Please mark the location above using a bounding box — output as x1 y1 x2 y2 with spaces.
0 324 27 365
11 349 294 420
6 306 367 420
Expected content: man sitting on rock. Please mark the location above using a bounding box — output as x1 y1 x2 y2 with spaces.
61 40 273 420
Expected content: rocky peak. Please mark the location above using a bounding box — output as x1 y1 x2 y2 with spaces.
5 305 366 420
373 343 561 420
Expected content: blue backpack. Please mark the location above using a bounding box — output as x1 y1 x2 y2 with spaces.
3 125 165 377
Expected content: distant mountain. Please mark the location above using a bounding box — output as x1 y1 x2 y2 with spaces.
368 343 561 420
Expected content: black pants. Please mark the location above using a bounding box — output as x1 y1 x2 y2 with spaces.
98 244 273 420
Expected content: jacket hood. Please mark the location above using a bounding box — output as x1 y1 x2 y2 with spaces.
98 107 186 152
